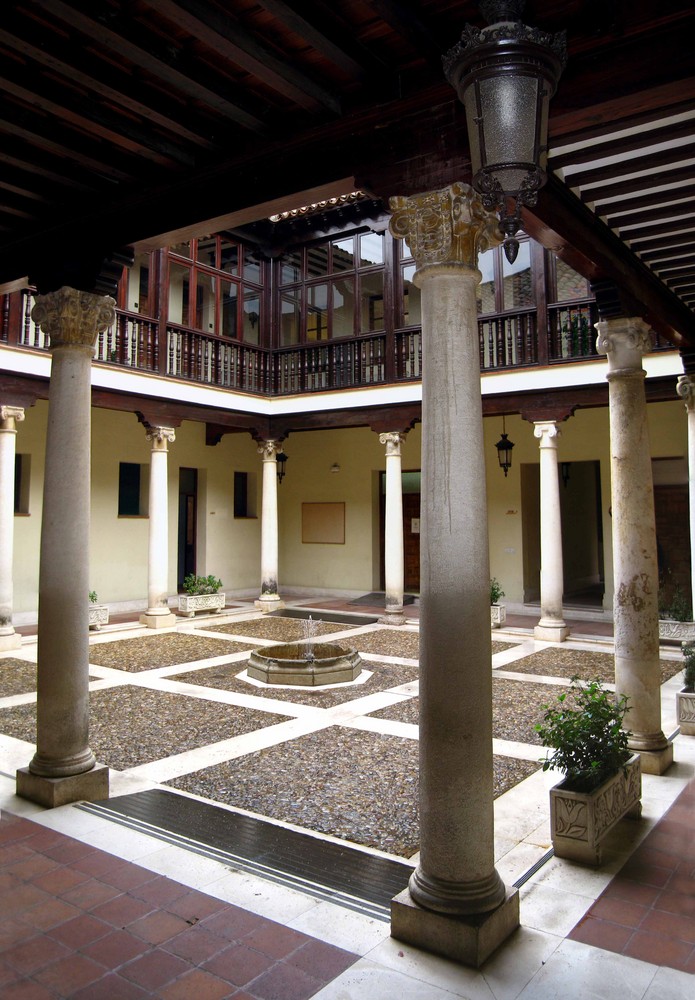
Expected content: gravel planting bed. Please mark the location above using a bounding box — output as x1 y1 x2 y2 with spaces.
167 727 539 857
505 646 682 684
88 633 250 671
370 677 571 746
202 617 345 642
0 687 289 770
349 629 419 658
169 658 418 708
0 659 39 697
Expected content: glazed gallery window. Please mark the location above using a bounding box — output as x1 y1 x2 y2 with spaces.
277 232 385 345
118 462 148 516
167 237 265 344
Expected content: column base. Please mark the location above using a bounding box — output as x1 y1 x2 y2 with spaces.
139 611 177 629
633 741 674 775
534 620 570 642
16 763 109 809
391 886 519 968
0 631 22 651
379 609 406 626
255 597 285 613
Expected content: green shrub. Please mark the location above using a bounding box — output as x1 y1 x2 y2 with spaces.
682 641 695 693
88 591 98 604
490 577 505 605
535 677 632 793
182 574 223 595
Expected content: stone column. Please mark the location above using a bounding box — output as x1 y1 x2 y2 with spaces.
533 420 570 642
597 317 673 774
676 372 695 617
0 405 25 651
140 426 177 628
16 287 112 807
255 439 285 612
389 183 518 967
379 431 406 625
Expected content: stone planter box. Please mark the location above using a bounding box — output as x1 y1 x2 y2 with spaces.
550 754 641 866
677 689 695 736
490 604 506 629
659 618 695 643
88 604 109 631
178 592 226 617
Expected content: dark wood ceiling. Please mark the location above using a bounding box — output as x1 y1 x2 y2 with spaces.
0 1 693 344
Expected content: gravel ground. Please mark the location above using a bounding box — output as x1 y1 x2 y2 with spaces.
167 727 539 857
202 617 344 642
169 658 419 708
369 678 571 746
0 659 39 697
87 633 250 671
0 687 289 770
506 646 683 684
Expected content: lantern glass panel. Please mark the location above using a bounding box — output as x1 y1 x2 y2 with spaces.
479 74 540 190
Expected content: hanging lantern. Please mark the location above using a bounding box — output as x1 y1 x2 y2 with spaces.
276 451 288 483
443 1 566 263
495 417 515 476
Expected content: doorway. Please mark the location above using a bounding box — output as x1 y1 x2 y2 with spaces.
177 467 197 588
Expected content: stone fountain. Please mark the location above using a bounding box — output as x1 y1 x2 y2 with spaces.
247 616 362 686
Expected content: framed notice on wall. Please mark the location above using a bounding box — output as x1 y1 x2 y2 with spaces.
301 502 345 544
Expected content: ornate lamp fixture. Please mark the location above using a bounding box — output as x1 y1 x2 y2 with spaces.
495 416 515 477
276 451 288 484
443 0 566 264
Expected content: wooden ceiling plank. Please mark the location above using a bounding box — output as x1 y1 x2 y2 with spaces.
151 0 341 114
0 25 215 149
631 231 695 250
597 183 695 217
550 117 695 170
582 165 695 203
607 197 695 228
29 0 267 134
565 143 695 189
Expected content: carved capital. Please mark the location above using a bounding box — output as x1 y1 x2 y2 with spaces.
677 374 695 411
31 286 116 351
389 182 501 273
379 431 405 456
533 420 560 448
596 317 653 375
0 405 25 431
258 439 280 461
146 426 176 451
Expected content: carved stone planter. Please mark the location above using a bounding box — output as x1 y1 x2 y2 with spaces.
490 604 506 629
677 689 695 736
659 618 695 643
550 754 642 866
88 604 109 631
178 592 225 617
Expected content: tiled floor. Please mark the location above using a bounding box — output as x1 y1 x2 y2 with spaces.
2 593 694 999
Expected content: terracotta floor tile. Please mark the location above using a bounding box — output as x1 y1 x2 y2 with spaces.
128 909 191 946
71 851 131 878
156 967 233 1000
33 952 105 994
165 890 227 923
287 939 358 981
654 888 695 919
243 921 307 960
71 972 150 999
602 877 661 908
1 979 60 1000
30 865 90 895
628 845 682 871
80 928 150 969
569 916 634 953
119 949 191 991
162 925 229 964
91 893 154 928
684 946 695 974
99 863 157 892
7 854 60 880
2 882 51 916
129 875 188 907
4 933 71 975
617 860 672 888
41 839 97 865
202 942 272 986
623 930 693 969
201 907 266 943
20 897 82 931
46 913 111 949
60 876 123 910
640 908 695 944
589 895 648 929
0 919 36 950
247 960 324 1000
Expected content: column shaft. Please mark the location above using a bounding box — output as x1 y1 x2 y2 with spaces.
676 374 695 616
256 440 284 611
380 432 406 624
0 406 24 649
534 421 569 641
598 318 672 774
140 427 177 628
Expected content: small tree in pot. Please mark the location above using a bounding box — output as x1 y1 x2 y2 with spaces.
178 575 225 616
677 641 695 736
490 577 506 629
536 677 641 865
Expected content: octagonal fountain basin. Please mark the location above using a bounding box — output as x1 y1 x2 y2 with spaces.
247 642 362 686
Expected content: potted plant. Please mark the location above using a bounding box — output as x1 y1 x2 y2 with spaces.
677 641 695 736
88 590 109 631
490 577 506 629
536 677 641 866
178 574 225 617
658 582 695 642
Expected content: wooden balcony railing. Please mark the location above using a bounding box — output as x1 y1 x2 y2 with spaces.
2 290 675 397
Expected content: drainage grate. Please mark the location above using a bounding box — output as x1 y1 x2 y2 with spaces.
77 788 412 921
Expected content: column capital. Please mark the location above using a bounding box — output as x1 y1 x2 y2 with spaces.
533 420 561 447
677 373 695 411
145 425 176 450
389 182 501 275
257 439 280 461
0 405 25 430
596 316 653 374
31 286 115 351
379 431 406 456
